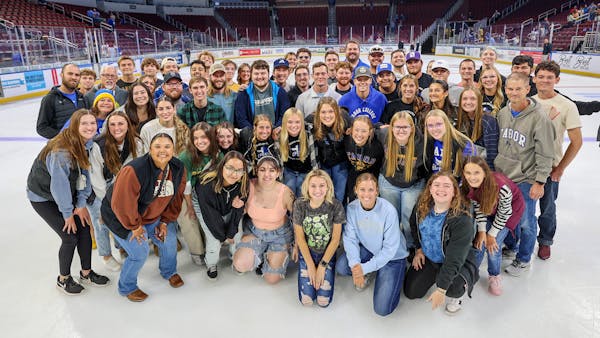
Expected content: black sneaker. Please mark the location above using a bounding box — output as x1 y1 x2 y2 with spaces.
80 270 110 287
255 262 263 276
56 276 85 295
207 265 218 281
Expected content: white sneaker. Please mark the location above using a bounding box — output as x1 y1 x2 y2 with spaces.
191 254 205 267
444 297 463 315
103 256 122 272
505 260 531 277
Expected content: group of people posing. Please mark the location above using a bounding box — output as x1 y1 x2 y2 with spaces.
28 42 586 316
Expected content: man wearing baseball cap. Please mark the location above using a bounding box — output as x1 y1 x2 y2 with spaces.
368 45 385 83
405 51 433 92
154 57 191 103
272 58 291 91
375 63 399 102
155 71 190 110
208 63 238 123
421 60 462 107
338 66 387 123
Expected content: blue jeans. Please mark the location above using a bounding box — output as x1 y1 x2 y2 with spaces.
538 177 559 246
336 245 406 316
283 167 307 197
112 220 178 296
510 182 538 263
474 219 510 276
87 197 112 257
323 162 348 203
378 175 424 248
237 221 294 276
298 250 336 307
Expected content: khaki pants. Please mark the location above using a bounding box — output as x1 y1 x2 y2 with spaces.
177 201 205 256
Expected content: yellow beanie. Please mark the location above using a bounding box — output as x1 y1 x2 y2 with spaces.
93 89 118 108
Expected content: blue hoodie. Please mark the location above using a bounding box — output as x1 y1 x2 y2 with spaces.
338 86 387 123
234 80 290 129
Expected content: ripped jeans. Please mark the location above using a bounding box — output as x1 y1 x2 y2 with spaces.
298 249 336 307
236 221 294 277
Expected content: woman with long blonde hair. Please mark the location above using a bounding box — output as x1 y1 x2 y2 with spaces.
423 109 475 179
377 111 425 248
239 114 280 176
279 108 317 196
478 66 506 116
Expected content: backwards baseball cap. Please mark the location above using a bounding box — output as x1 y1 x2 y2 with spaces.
160 57 177 70
431 60 449 71
369 45 384 55
93 89 116 108
406 51 421 62
354 66 372 79
376 63 393 75
273 58 289 69
209 63 226 76
163 72 182 83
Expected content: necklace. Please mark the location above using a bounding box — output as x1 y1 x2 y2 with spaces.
223 183 237 202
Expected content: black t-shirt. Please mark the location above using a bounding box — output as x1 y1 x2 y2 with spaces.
417 73 433 92
335 86 352 96
116 79 136 91
381 99 416 124
284 135 313 173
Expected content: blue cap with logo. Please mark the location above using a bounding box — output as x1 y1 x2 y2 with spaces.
273 58 289 69
376 63 393 75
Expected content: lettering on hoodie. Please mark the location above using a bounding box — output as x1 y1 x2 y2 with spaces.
500 127 527 147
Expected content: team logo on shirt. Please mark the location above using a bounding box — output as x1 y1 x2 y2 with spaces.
500 127 527 147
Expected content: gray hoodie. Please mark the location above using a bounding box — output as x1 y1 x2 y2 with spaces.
494 98 554 184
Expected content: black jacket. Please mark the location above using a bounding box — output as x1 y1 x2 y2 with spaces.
195 179 245 242
410 206 478 295
36 86 87 139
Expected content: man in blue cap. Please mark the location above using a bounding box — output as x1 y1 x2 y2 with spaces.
339 66 387 123
375 63 399 102
272 58 291 92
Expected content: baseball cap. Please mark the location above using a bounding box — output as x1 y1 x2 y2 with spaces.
163 72 182 83
160 57 177 70
406 51 421 62
431 60 449 71
273 58 289 69
369 45 384 55
376 63 393 75
209 63 226 76
354 66 372 79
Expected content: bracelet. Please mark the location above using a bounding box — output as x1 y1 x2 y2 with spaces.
436 287 447 295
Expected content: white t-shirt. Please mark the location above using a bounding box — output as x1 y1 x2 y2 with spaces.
139 118 176 153
532 94 582 166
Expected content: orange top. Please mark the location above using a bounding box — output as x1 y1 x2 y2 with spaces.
247 181 288 231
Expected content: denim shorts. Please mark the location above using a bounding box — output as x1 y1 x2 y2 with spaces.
237 220 294 276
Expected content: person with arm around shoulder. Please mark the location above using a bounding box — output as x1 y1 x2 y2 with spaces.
100 133 187 302
233 156 295 284
293 169 345 307
27 109 110 295
404 172 477 315
336 173 409 316
88 111 144 272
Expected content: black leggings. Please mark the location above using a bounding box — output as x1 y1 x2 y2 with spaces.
403 257 466 299
31 201 92 276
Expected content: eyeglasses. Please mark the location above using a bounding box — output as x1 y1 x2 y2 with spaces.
224 165 245 176
165 82 182 87
426 122 444 129
393 125 412 131
101 74 117 79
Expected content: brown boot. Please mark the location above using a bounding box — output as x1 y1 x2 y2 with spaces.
168 274 184 288
126 289 148 302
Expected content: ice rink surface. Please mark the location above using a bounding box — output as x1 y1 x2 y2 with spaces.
1 54 599 338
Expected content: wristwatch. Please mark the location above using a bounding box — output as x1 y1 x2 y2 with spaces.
320 260 328 267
